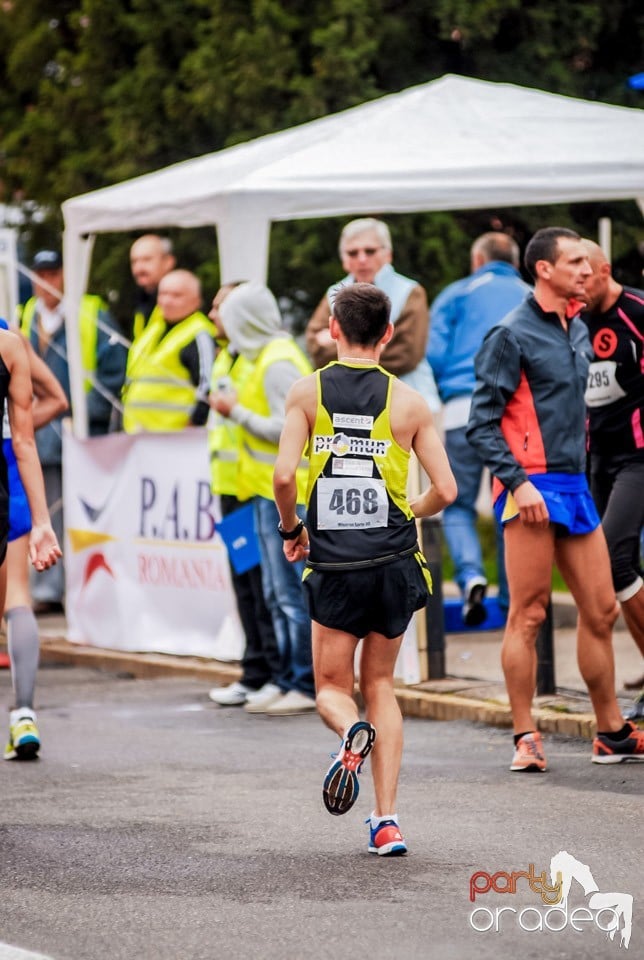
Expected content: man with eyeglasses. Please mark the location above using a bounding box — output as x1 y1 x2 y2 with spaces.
305 219 438 407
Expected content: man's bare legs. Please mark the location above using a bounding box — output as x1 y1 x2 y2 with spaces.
359 631 404 816
313 622 403 815
313 624 360 738
620 587 644 658
555 529 622 731
501 520 555 734
621 587 644 689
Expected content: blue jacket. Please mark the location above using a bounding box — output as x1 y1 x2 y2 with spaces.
466 296 592 497
427 261 530 402
20 298 127 465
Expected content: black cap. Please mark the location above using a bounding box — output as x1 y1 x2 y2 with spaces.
32 250 63 271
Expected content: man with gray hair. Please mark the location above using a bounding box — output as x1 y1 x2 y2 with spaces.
427 232 530 626
305 218 438 406
129 234 176 341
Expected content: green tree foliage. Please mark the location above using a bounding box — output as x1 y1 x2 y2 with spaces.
0 0 642 330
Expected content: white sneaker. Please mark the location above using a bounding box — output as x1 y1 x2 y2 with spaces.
265 690 317 716
208 682 251 706
244 683 283 713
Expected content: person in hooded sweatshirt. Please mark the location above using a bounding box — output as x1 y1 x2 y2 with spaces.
209 281 315 715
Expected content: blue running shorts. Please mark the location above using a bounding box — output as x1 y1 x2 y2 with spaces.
4 438 32 542
494 472 600 538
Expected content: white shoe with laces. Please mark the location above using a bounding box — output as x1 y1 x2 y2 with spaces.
208 682 251 706
265 690 317 716
244 683 283 713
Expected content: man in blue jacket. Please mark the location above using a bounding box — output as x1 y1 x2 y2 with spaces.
467 226 644 771
427 232 530 626
18 249 127 613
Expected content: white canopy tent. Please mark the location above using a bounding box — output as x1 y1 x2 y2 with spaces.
62 74 644 435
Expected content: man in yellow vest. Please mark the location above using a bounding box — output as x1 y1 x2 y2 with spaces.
210 281 315 715
206 283 282 710
122 270 215 433
19 249 127 613
129 234 176 342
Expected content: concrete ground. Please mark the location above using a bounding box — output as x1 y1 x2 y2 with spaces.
7 591 640 741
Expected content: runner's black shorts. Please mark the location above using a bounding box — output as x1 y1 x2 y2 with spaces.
302 551 431 640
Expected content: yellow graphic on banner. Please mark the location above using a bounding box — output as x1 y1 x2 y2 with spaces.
67 529 118 553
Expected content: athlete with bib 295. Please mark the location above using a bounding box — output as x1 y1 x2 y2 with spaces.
273 283 456 856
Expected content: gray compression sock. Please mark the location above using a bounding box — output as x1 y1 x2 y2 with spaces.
6 606 40 709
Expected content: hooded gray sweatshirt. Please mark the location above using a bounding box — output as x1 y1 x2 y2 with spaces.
219 281 304 445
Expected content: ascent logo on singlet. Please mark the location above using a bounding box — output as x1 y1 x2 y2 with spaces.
333 412 374 429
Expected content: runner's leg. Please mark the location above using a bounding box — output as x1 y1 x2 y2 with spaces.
359 631 404 816
312 623 360 736
555 529 622 731
502 520 555 734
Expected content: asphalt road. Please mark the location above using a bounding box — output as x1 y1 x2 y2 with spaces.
0 664 642 960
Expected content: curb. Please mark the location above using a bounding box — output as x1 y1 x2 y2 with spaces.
31 637 599 740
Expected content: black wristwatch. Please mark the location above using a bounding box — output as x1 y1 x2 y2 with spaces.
277 518 305 540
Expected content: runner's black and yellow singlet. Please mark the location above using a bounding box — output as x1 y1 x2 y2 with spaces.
305 361 418 567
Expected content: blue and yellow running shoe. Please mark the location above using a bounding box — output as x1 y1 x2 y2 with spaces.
4 708 40 761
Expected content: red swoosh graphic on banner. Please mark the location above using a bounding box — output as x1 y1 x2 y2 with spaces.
82 552 115 587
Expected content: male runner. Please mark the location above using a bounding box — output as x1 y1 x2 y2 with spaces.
274 283 456 855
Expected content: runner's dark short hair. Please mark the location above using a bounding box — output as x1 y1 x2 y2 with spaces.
525 227 580 279
332 283 391 346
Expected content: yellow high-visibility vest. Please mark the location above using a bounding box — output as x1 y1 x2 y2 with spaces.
19 294 104 391
122 311 213 433
237 337 311 502
208 346 254 497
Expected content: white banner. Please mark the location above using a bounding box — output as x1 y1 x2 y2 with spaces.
62 428 243 660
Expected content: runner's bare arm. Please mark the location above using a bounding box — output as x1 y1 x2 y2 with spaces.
408 399 457 518
21 336 69 430
4 332 62 569
273 376 316 562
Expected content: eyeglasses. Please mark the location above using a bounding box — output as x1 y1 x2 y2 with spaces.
344 246 383 258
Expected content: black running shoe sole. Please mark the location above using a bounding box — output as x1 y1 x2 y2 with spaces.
15 741 40 760
323 721 376 816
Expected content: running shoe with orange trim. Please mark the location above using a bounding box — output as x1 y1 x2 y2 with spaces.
367 818 408 857
323 720 376 816
510 731 547 772
592 721 644 764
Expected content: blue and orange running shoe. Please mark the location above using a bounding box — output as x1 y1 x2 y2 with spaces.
323 720 376 816
592 721 644 764
367 817 408 857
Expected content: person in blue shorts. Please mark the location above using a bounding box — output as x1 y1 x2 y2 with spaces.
467 227 644 772
0 318 66 759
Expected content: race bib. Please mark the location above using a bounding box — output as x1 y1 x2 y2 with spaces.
316 477 388 530
585 361 627 407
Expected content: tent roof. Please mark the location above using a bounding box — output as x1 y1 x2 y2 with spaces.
63 74 644 234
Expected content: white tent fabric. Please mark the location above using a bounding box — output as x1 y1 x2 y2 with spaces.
62 74 644 435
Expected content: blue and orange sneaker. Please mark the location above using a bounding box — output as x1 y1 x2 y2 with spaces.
323 720 376 816
592 721 644 764
367 817 408 857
